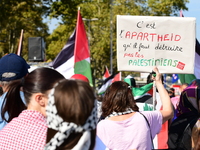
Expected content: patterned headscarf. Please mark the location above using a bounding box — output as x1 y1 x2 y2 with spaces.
176 79 200 117
45 87 97 150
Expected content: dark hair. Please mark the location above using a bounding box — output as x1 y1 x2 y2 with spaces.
101 81 139 118
1 67 64 122
46 79 96 150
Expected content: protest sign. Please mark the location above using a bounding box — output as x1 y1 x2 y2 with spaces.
117 15 196 74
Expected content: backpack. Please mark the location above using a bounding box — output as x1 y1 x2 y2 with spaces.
168 112 199 150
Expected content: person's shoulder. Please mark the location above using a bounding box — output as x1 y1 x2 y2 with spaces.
97 119 108 125
97 119 114 129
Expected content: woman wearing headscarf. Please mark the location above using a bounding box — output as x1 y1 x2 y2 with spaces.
45 79 104 150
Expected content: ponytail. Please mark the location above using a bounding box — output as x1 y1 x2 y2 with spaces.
1 79 26 122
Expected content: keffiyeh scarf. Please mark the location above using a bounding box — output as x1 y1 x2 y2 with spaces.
45 88 97 150
105 108 135 119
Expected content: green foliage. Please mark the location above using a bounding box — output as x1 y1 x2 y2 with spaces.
46 25 75 61
0 0 50 58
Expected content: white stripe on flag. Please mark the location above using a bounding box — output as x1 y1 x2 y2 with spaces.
98 79 112 94
195 52 200 79
55 56 74 79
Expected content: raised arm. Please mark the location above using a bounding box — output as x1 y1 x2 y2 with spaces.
152 67 173 123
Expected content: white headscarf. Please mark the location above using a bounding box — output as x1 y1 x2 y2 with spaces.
45 87 97 150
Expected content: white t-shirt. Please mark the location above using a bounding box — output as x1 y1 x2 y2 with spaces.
97 111 162 150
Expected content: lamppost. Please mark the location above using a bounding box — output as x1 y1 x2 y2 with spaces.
110 0 113 75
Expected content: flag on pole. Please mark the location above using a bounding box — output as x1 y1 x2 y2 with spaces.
103 66 110 80
50 9 93 86
16 29 24 56
132 83 153 100
74 9 93 85
178 10 200 84
98 70 121 95
98 74 116 95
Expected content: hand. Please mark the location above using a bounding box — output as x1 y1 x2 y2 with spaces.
151 67 162 84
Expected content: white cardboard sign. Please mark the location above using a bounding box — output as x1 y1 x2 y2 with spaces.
117 15 196 74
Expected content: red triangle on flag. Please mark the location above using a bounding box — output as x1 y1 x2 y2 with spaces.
112 72 121 83
74 10 90 63
103 66 110 79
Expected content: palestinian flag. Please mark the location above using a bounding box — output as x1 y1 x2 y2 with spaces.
123 77 153 100
74 9 93 85
98 73 121 95
132 83 153 100
98 74 117 95
178 39 200 84
178 11 200 84
50 9 93 86
103 66 110 80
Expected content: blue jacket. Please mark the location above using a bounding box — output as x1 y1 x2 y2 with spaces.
0 91 25 130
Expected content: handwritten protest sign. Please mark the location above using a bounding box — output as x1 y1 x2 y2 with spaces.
117 15 196 74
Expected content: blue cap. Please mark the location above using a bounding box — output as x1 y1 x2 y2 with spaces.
0 53 30 81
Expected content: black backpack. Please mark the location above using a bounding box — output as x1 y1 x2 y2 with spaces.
168 112 199 150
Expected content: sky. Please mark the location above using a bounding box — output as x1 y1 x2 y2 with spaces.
47 0 200 40
183 0 200 41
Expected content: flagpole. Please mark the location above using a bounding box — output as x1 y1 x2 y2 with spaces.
16 29 24 56
153 81 156 110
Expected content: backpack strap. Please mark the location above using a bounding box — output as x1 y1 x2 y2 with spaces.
139 112 154 149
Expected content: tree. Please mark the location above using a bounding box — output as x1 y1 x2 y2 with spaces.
0 0 51 59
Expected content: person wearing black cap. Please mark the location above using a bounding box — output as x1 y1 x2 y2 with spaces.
0 53 30 130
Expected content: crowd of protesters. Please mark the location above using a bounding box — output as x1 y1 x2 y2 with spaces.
0 53 199 150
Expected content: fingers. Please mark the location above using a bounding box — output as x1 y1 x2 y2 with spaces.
153 67 159 74
152 67 161 81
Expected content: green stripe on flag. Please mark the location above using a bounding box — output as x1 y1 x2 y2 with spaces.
124 78 153 99
132 82 153 98
74 59 93 86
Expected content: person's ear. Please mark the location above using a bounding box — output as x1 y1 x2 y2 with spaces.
35 93 46 107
